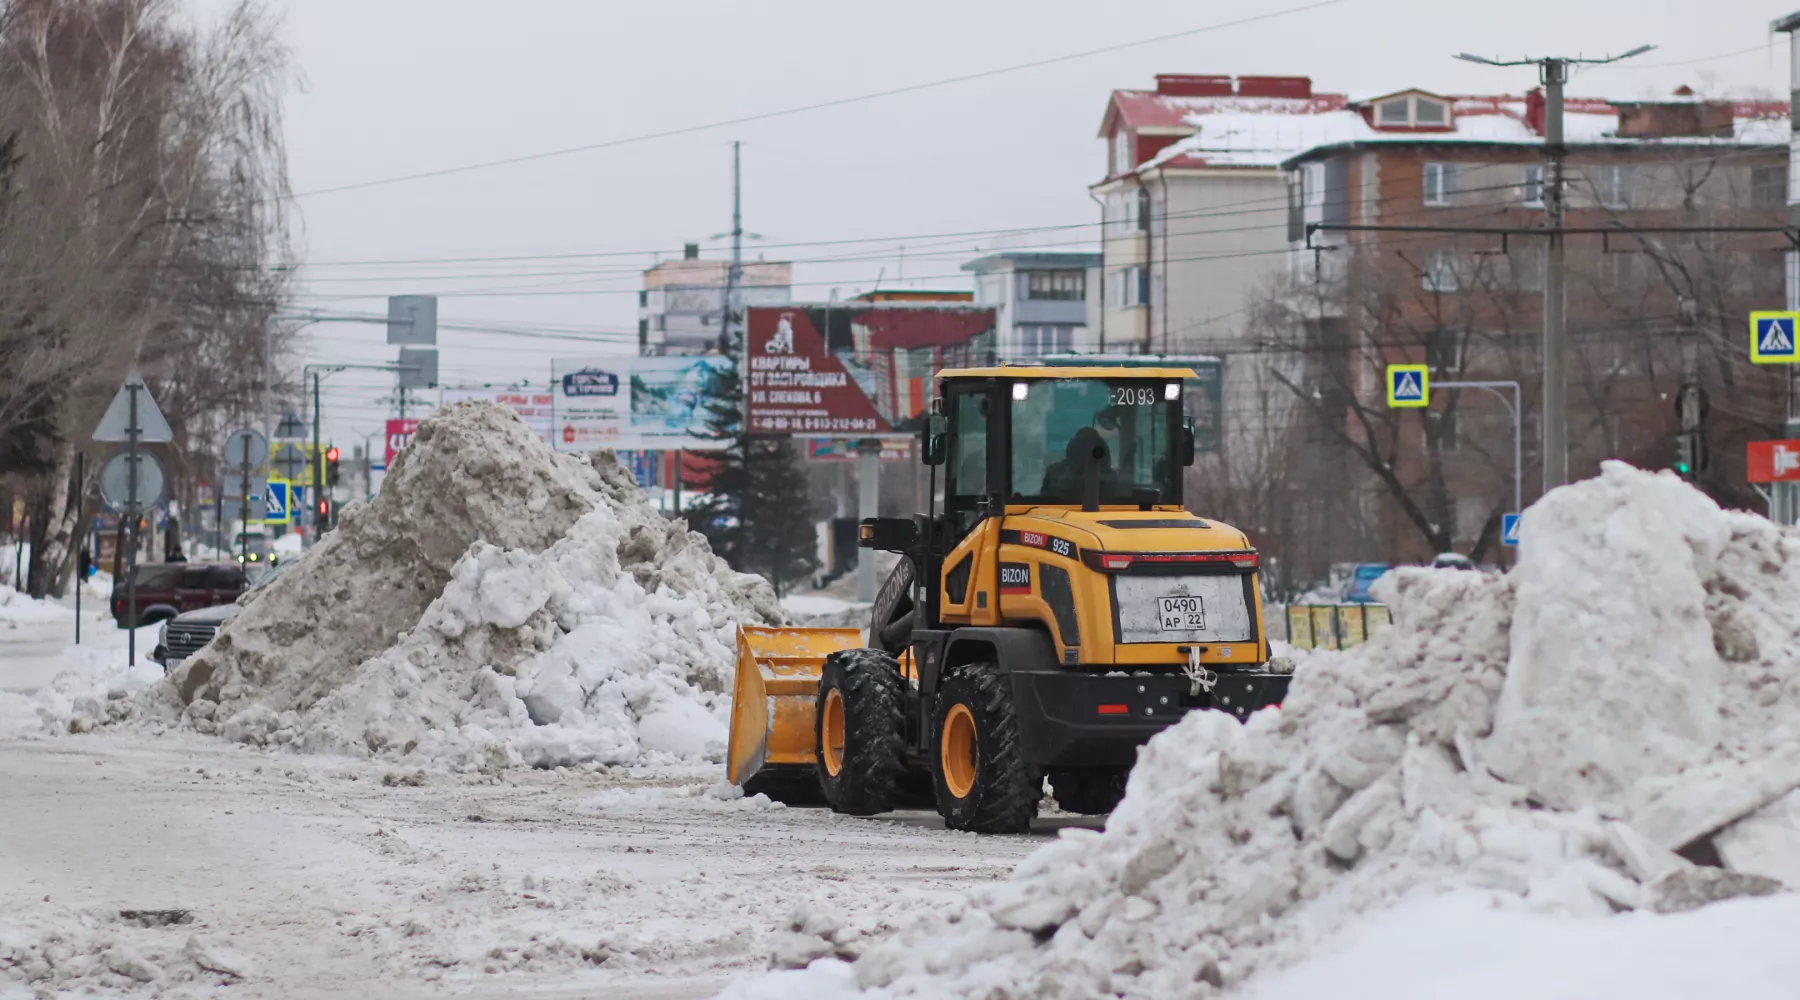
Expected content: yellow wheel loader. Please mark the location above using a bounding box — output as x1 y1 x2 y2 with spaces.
728 366 1291 833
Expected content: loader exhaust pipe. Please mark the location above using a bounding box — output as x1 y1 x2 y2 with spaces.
1082 441 1108 512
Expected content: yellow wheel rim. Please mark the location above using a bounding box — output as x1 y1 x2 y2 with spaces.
821 687 846 777
941 703 978 799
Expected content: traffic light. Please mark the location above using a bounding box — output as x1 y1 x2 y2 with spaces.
317 497 331 527
1675 432 1695 477
325 446 341 487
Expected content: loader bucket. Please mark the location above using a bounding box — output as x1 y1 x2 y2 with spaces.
728 625 865 786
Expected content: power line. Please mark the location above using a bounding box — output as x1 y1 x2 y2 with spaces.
279 1 1347 203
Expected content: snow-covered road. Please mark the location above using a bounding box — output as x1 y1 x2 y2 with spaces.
0 730 1072 998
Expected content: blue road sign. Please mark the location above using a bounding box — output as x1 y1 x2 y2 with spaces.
1750 311 1800 364
1501 512 1521 547
264 479 291 525
1386 364 1429 407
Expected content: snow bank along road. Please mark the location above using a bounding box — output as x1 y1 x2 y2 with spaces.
0 730 1067 999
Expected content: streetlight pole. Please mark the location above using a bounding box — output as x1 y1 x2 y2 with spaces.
1453 45 1653 495
1435 381 1523 518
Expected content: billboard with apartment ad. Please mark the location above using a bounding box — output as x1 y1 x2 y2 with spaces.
744 304 997 437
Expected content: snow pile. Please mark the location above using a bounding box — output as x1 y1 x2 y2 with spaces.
732 463 1800 998
160 402 782 769
1 903 254 994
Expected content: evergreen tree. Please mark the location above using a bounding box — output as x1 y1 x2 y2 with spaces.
683 359 820 596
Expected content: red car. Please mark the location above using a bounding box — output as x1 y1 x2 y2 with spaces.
111 562 250 629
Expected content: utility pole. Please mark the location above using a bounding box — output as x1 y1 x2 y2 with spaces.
1774 12 1800 523
312 370 324 542
1455 45 1652 496
1541 57 1568 492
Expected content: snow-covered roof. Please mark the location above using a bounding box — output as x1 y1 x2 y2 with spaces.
1135 95 1787 174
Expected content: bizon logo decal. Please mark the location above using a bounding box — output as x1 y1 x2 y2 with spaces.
999 562 1032 594
561 369 621 397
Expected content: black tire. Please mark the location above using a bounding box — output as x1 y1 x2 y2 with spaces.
1049 769 1129 815
931 665 1041 834
815 648 906 816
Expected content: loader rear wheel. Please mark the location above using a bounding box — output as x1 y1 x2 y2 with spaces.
815 648 906 816
1049 768 1129 815
931 665 1041 834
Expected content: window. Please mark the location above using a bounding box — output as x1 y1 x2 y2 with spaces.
948 391 990 500
1510 248 1544 291
1424 252 1460 293
1522 165 1544 207
1027 270 1086 301
1104 189 1145 238
1413 98 1447 126
1109 266 1148 307
1377 98 1411 127
1112 130 1133 176
1009 378 1179 506
1595 164 1634 209
1423 162 1456 206
1752 165 1787 207
1017 325 1076 357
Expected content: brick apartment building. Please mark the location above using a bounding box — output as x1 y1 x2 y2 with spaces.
1274 87 1790 568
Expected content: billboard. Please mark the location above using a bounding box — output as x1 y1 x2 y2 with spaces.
745 304 996 437
551 355 731 452
442 388 555 443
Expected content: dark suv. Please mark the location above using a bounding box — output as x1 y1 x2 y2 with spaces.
111 562 250 629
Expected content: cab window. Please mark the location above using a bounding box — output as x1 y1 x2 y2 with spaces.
1009 378 1179 506
947 390 989 502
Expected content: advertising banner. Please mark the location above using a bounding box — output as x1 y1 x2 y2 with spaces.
551 356 731 452
745 305 996 438
805 439 911 463
442 388 555 442
385 418 419 465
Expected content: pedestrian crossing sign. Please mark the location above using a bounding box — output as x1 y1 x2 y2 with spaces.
1386 364 1429 408
1750 311 1800 364
264 478 292 526
1502 512 1521 547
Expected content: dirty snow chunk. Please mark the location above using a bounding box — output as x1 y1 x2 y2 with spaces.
722 464 1800 998
148 402 782 769
1715 788 1800 886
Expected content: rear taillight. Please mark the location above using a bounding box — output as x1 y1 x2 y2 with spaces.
1101 555 1134 571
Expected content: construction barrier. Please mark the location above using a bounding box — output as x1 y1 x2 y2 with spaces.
1283 603 1392 651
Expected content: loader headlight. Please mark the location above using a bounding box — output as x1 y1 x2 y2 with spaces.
1012 382 1029 401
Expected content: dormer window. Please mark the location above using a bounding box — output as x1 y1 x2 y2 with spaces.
1367 91 1454 130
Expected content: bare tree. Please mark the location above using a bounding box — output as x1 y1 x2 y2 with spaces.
0 0 295 596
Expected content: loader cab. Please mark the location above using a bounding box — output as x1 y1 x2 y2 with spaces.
930 369 1196 539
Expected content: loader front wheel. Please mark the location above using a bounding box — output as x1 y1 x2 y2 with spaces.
931 665 1041 834
815 648 906 816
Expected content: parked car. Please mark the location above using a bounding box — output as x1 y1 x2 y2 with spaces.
150 561 285 669
1430 552 1477 571
111 562 250 629
152 602 241 669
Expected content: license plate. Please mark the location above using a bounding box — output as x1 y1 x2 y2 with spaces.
1158 596 1205 632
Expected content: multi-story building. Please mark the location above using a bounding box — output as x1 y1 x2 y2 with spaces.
639 243 792 355
962 250 1102 358
1093 74 1350 354
1276 87 1789 566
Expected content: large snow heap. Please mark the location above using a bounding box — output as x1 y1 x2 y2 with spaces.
739 463 1800 998
163 402 783 769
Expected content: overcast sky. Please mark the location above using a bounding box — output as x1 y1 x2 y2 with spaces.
219 0 1797 449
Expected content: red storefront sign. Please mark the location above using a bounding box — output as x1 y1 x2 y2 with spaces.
385 418 420 466
1747 439 1800 482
